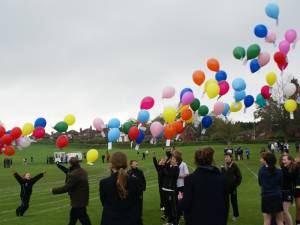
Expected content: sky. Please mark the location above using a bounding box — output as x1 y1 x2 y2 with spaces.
0 0 299 131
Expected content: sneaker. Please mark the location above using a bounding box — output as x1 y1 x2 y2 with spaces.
232 216 237 222
161 215 167 221
160 207 165 211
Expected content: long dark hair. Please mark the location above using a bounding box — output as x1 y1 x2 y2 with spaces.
262 152 277 173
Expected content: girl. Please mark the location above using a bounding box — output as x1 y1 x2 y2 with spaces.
294 156 300 225
258 152 284 225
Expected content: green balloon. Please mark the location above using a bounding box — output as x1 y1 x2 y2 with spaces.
233 46 246 60
247 44 261 60
54 121 68 133
123 121 134 134
190 98 200 111
198 105 209 116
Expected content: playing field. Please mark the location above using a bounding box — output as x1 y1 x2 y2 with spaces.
0 143 294 225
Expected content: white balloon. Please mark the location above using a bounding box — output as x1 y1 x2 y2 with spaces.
284 83 297 98
16 136 31 149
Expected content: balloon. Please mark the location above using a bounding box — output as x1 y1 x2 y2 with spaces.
204 79 218 92
230 102 242 112
279 40 290 55
4 145 15 156
181 92 195 105
265 3 279 20
202 116 213 129
34 117 47 128
207 58 220 72
192 70 206 86
277 61 288 71
233 46 246 60
232 78 246 91
108 118 121 129
17 136 31 148
181 108 193 121
244 95 255 108
258 52 270 67
162 107 177 123
254 24 268 38
150 121 164 138
174 121 184 134
56 135 69 149
64 114 76 126
273 51 287 65
128 126 140 141
136 130 145 145
0 126 6 138
87 149 99 164
250 59 261 73
266 72 277 86
284 99 297 112
285 29 297 43
140 96 155 110
164 124 176 140
162 86 176 99
284 83 297 97
11 127 22 140
108 128 120 143
1 134 13 145
137 110 150 124
54 121 68 133
93 118 105 131
180 88 193 99
22 123 34 136
215 70 227 82
123 121 134 134
265 32 277 44
206 83 220 99
234 91 246 102
190 98 200 111
32 127 45 139
247 44 261 60
214 102 225 116
218 81 230 96
261 85 272 99
256 94 267 108
222 103 230 116
198 105 209 116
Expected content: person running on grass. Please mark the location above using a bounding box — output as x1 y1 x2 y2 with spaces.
13 170 46 216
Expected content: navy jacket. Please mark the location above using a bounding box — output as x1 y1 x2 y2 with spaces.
258 165 282 197
14 173 44 200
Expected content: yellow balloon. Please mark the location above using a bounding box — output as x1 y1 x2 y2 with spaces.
87 149 99 164
230 102 242 112
162 106 177 123
64 114 76 126
265 72 277 86
284 99 297 112
178 105 189 113
206 83 220 99
22 122 34 136
204 79 218 92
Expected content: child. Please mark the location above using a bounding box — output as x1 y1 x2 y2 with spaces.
14 171 46 216
246 148 250 160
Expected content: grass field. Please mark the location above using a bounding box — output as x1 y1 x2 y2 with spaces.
0 143 296 225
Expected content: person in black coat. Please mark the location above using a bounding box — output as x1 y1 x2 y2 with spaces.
180 147 228 225
152 152 166 210
14 170 46 216
100 152 142 225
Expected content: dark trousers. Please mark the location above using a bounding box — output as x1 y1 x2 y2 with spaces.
68 207 91 225
229 189 239 217
163 190 178 224
16 196 30 216
137 196 144 225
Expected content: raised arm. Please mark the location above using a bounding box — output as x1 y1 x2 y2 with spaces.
56 162 69 174
13 172 23 184
153 156 159 172
52 174 78 195
31 173 45 185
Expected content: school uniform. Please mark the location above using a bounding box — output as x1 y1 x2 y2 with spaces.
281 166 294 203
153 156 164 208
177 162 189 222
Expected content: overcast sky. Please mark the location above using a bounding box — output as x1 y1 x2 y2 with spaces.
0 0 299 131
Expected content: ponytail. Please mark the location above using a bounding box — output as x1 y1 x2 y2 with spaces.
116 168 128 200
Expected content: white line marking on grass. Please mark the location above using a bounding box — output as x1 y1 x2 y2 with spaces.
241 162 258 178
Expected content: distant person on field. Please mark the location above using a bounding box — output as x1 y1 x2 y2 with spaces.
105 151 110 163
101 154 105 164
245 148 250 160
142 152 146 160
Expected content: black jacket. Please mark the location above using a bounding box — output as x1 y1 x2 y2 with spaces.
281 166 295 192
14 172 44 199
100 172 142 225
221 162 242 192
153 157 164 186
161 163 179 191
180 166 228 225
128 168 146 192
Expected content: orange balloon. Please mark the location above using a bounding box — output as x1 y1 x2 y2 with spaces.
181 109 192 121
164 124 176 140
174 121 184 134
4 145 15 156
207 58 220 72
192 70 205 86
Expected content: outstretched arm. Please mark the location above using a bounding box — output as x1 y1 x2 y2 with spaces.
31 172 45 185
13 172 23 184
56 162 69 174
52 174 78 194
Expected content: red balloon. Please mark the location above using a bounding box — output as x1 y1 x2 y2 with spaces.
4 145 15 156
128 126 139 141
1 134 13 145
33 127 45 139
273 51 287 65
56 135 69 149
164 124 176 140
261 85 272 99
11 127 22 140
277 61 288 71
174 121 184 134
0 126 6 138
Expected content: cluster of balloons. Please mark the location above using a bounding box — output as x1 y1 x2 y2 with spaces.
55 114 76 149
107 118 121 149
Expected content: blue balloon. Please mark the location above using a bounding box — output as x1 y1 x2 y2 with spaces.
265 3 279 20
108 118 120 129
222 103 230 116
215 70 227 82
244 95 254 108
137 110 150 124
201 116 213 129
232 78 246 91
256 94 267 108
136 130 145 144
250 59 261 73
6 130 11 134
254 24 268 38
108 128 120 142
34 117 47 128
180 88 193 99
234 91 246 102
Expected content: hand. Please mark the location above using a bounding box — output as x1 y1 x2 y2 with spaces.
152 152 156 157
50 188 53 193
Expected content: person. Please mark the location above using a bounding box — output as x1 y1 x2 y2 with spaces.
221 153 242 221
51 158 91 225
101 154 105 164
128 160 146 225
23 158 28 166
105 151 110 163
258 152 284 225
296 142 300 153
30 156 33 163
180 147 228 225
14 170 46 216
294 158 300 225
99 152 142 225
245 148 250 160
280 154 296 225
142 152 146 160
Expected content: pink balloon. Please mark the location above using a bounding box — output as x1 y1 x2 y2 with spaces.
181 92 194 105
214 102 225 116
93 118 105 131
258 52 270 67
279 40 290 55
261 85 271 99
285 29 297 43
140 96 155 110
162 86 176 99
265 32 276 44
150 121 164 138
218 81 230 96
